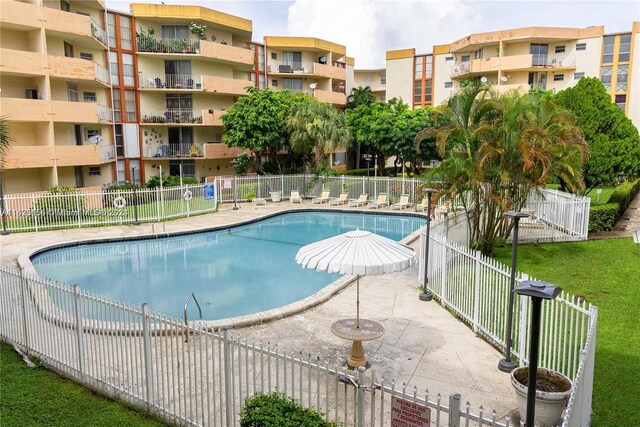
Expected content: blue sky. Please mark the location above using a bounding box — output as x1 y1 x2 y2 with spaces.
108 0 640 68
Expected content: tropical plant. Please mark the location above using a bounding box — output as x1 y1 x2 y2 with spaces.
0 116 13 168
287 96 351 173
345 86 376 110
232 153 250 175
415 86 587 255
190 22 207 40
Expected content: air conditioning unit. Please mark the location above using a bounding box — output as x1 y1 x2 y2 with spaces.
26 89 38 99
278 64 292 73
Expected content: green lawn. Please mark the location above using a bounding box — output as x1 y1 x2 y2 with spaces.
546 184 615 206
0 343 167 427
494 237 640 427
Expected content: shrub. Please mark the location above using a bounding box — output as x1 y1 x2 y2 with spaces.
31 186 87 225
145 175 198 189
236 183 257 200
608 178 640 216
240 393 336 427
588 203 619 232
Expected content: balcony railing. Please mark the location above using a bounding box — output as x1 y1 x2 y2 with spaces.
90 19 108 46
97 104 112 122
93 62 109 85
145 143 203 158
136 37 200 54
99 145 115 161
530 82 547 90
142 109 202 124
451 62 471 76
139 73 202 89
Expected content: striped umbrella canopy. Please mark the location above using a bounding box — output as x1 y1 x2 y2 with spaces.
295 229 416 327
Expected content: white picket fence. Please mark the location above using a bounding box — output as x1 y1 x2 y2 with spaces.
419 222 598 427
1 183 217 232
0 265 518 427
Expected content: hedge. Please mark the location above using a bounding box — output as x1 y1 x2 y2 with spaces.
240 393 336 427
588 179 640 232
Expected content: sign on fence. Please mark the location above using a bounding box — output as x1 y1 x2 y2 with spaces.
204 184 215 200
223 179 232 189
391 396 431 427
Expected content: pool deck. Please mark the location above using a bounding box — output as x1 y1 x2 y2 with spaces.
0 201 518 421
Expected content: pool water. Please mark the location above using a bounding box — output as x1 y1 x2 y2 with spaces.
32 212 425 320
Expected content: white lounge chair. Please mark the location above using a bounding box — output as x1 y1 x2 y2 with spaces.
329 193 348 206
252 197 267 206
312 191 331 204
348 194 368 207
368 193 389 209
290 191 303 203
391 194 412 210
415 198 428 212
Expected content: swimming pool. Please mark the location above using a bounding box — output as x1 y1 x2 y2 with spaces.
31 211 426 320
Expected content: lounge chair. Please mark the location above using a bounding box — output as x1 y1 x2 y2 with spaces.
329 193 348 206
391 194 412 210
252 197 267 206
415 198 428 212
290 191 303 203
312 191 331 204
348 194 368 207
368 193 389 209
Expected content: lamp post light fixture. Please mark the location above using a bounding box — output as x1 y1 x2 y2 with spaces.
513 280 562 427
419 187 438 301
498 210 530 372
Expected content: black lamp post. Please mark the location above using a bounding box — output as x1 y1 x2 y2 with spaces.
498 210 530 372
514 280 562 427
419 188 438 301
230 160 239 210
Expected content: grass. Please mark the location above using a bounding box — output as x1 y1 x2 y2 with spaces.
0 343 167 427
546 184 615 206
494 237 640 427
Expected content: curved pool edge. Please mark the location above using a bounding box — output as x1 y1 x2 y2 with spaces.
19 209 425 330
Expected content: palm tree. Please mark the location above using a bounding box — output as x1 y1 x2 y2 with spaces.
0 116 14 234
345 86 376 110
287 98 351 173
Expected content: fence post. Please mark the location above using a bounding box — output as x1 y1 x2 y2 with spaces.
281 174 285 194
517 274 530 365
155 188 161 221
356 366 366 427
223 329 233 427
18 269 30 350
75 192 81 227
32 194 38 232
441 241 447 307
141 303 154 411
73 284 85 378
473 251 482 333
448 393 461 427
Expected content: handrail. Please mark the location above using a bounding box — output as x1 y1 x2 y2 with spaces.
183 292 202 325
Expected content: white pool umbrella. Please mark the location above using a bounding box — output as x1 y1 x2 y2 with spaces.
295 229 417 328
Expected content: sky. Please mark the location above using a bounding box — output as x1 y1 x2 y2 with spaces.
108 0 640 69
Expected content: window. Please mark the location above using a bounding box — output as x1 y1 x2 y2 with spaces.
258 74 265 90
258 45 265 71
619 34 631 62
574 72 585 80
364 75 372 86
445 56 454 62
169 159 195 177
112 90 122 121
122 53 135 86
283 51 302 70
107 13 116 48
271 79 278 87
333 152 346 166
600 66 612 90
602 35 614 63
80 52 93 61
380 74 386 85
445 82 453 88
64 41 74 58
67 83 79 102
617 64 628 92
125 90 136 121
271 52 277 60
474 49 483 59
109 51 119 86
615 94 626 110
414 80 422 103
88 167 101 176
162 25 189 39
166 93 192 110
120 16 132 50
576 43 587 51
424 80 432 103
414 56 423 79
425 55 433 78
460 55 470 62
530 43 549 66
114 124 124 156
60 0 70 12
553 74 564 81
283 78 302 92
83 91 97 102
555 45 566 53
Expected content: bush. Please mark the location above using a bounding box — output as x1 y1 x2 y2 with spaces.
240 393 336 427
32 186 86 224
608 178 640 216
588 179 640 232
337 167 397 176
145 175 198 189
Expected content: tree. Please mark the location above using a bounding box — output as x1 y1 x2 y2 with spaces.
554 77 640 192
345 86 376 110
221 87 292 172
416 86 587 255
287 96 351 173
0 116 12 168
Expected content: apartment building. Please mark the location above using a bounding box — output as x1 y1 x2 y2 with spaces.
353 69 386 102
0 0 114 194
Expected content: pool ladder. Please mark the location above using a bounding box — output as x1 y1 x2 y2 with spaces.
183 291 202 326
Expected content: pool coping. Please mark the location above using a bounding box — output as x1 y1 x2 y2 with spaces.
18 209 426 330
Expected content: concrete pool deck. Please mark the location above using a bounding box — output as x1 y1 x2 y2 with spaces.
0 201 518 421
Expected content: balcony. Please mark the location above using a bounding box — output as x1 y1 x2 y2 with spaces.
1 146 55 169
55 145 115 166
313 62 346 80
202 109 225 126
141 109 202 125
136 37 200 55
452 54 577 78
0 1 41 29
136 37 254 68
0 49 47 76
199 40 254 67
269 61 346 79
43 8 107 48
203 143 247 160
49 56 109 86
0 98 50 122
314 89 346 105
51 101 111 123
202 75 251 96
144 143 203 159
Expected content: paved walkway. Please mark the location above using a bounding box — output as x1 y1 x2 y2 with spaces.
0 201 518 421
591 190 640 239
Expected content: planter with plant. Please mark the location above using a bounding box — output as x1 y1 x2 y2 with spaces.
510 367 571 427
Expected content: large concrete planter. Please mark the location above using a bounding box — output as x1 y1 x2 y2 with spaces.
269 191 282 202
511 367 572 427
